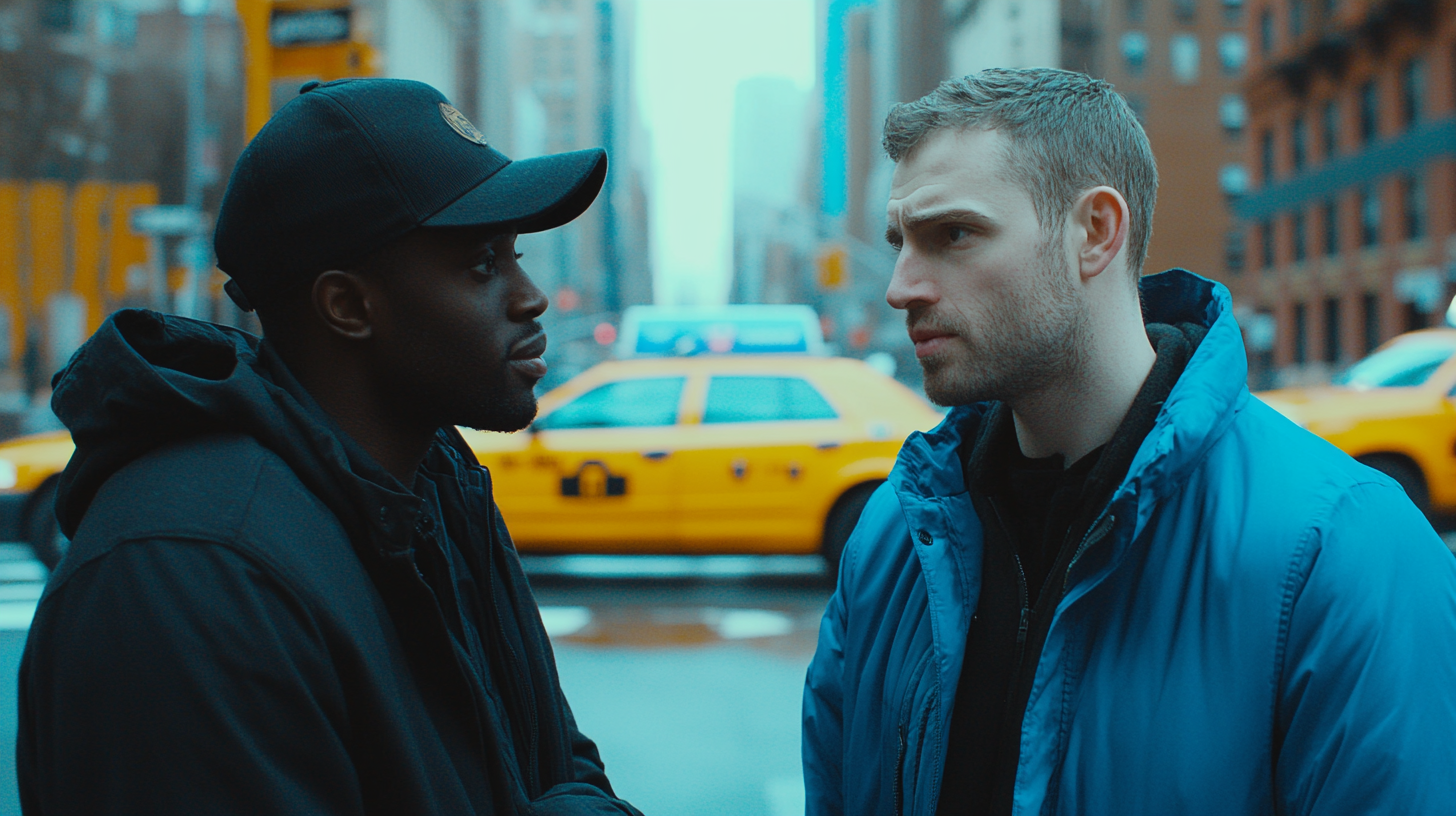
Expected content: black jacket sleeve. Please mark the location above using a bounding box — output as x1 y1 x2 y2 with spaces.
18 538 364 816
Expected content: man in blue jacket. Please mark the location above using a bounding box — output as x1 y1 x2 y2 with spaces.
802 67 1456 816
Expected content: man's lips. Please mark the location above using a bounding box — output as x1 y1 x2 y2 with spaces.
908 328 956 358
508 332 548 379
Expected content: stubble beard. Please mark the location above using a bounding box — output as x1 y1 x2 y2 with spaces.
458 368 540 433
915 240 1088 408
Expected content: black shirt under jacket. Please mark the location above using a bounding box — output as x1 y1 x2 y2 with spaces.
936 322 1206 816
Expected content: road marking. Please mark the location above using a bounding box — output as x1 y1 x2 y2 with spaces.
711 609 793 640
521 555 826 579
0 601 36 630
0 562 45 582
764 775 805 816
539 606 592 638
0 583 42 601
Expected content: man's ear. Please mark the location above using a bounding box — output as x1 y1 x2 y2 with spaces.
311 270 378 341
1072 186 1130 282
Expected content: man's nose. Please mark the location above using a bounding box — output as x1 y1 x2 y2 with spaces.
886 252 936 312
511 273 549 322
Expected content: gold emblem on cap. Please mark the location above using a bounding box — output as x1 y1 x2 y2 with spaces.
439 103 489 146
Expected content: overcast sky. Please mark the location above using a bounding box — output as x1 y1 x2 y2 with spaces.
634 0 815 306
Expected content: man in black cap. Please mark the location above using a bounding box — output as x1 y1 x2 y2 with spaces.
18 78 642 815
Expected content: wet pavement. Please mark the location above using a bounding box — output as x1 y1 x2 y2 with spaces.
527 555 829 816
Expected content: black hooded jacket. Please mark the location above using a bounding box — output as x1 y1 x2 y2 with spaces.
17 310 642 816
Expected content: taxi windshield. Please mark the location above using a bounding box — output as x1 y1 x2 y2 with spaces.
1333 339 1456 389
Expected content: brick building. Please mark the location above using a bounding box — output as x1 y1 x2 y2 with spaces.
1094 0 1252 285
1235 0 1456 386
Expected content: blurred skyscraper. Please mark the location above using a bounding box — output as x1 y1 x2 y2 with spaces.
730 76 813 306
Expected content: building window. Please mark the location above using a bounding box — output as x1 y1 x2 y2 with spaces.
1120 32 1149 75
1219 94 1247 133
1359 81 1378 144
1405 174 1427 240
1226 228 1246 273
1292 116 1307 171
1363 293 1380 352
1324 297 1341 363
1259 8 1273 54
1175 0 1197 22
1222 0 1244 22
1289 0 1306 38
1260 129 1275 182
1293 210 1307 262
1127 0 1146 21
1218 33 1247 74
1171 35 1201 83
1220 163 1250 197
1321 98 1339 158
1323 199 1338 256
1294 302 1308 364
1261 220 1275 269
1402 58 1426 127
1360 187 1380 247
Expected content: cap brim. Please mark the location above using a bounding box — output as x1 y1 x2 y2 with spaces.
422 147 607 234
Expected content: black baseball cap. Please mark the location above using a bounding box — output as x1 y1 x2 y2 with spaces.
214 78 607 311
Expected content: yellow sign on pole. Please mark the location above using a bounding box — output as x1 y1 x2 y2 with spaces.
817 245 848 291
238 0 379 141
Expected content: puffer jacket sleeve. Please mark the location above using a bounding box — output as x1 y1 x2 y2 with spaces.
1273 478 1456 814
803 544 851 815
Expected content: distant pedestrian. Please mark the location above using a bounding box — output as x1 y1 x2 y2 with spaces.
802 67 1456 816
19 78 641 815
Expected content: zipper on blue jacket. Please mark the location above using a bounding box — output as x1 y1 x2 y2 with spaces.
894 721 907 816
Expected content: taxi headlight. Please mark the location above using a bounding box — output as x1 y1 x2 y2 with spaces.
0 459 16 490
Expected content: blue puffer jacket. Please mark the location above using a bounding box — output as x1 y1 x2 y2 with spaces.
803 270 1456 816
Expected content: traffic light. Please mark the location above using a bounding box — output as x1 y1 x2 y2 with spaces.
817 245 848 291
236 0 379 140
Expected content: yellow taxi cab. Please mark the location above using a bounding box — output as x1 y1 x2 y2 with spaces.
463 354 943 573
0 355 942 573
1256 327 1456 515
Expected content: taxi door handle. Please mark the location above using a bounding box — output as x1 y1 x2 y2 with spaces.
642 450 671 460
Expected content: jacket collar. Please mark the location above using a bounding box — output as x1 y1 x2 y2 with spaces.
889 269 1248 533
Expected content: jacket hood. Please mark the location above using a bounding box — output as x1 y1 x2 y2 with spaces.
891 269 1248 529
50 309 427 546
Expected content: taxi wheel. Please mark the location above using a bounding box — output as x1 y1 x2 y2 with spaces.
822 481 883 584
1357 455 1430 516
22 476 68 571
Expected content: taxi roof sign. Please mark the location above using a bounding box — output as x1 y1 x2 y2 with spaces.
616 304 825 358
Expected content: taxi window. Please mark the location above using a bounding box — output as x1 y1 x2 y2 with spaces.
536 377 685 429
702 376 838 424
1333 341 1456 389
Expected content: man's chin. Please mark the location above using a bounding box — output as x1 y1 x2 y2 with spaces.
460 395 538 434
920 362 988 408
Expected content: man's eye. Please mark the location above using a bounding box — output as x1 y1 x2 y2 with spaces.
945 225 973 243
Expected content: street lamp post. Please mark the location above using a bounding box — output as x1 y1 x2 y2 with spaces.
177 0 210 320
